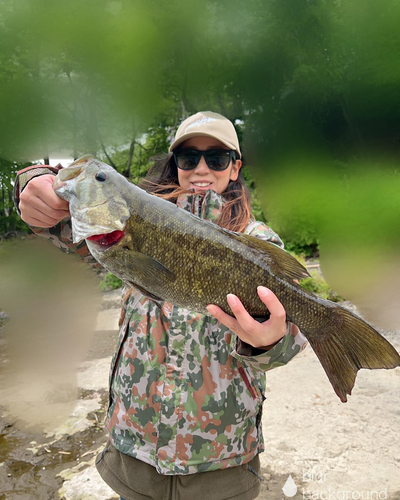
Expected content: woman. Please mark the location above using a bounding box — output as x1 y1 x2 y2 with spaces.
16 111 307 500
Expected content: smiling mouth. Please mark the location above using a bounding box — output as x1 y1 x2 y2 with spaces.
192 182 212 187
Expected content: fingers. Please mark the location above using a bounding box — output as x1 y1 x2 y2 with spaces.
207 287 287 349
257 286 286 325
214 288 286 329
20 199 69 227
206 304 239 333
207 295 262 344
19 174 70 227
20 209 66 228
33 175 69 210
226 294 258 334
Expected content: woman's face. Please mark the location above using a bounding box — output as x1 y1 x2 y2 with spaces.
176 136 242 195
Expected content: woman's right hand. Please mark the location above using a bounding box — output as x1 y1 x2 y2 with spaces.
19 174 70 228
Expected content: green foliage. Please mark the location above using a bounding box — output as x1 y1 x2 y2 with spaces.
0 158 30 235
2 0 400 162
290 253 343 302
243 165 319 255
1 0 400 262
284 239 319 259
100 272 123 292
242 166 267 225
300 271 343 302
99 117 174 181
278 216 319 258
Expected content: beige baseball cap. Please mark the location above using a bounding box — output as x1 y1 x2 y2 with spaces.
169 111 241 158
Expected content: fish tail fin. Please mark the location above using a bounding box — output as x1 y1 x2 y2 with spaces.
307 307 400 403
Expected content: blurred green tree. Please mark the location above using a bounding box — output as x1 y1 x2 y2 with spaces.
0 159 30 235
0 0 399 258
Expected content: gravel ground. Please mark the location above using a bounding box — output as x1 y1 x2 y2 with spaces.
258 301 400 500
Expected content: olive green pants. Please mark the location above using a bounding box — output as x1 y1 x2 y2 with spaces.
96 442 262 500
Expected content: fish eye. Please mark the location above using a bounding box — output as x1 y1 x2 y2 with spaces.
95 171 107 182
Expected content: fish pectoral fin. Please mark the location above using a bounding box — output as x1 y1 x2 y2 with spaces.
237 234 310 281
127 281 164 302
123 250 176 289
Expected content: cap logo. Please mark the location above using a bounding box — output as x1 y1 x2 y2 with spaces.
185 115 217 134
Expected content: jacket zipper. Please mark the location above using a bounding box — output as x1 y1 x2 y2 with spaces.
108 312 135 409
238 365 257 400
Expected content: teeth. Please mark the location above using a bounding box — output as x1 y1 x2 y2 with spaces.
193 182 211 187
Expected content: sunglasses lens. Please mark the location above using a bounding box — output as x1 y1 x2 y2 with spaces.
174 149 235 171
174 151 201 170
204 151 231 171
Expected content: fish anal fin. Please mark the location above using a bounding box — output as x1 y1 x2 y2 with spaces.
238 234 310 281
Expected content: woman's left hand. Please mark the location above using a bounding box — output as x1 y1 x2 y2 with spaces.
206 286 287 350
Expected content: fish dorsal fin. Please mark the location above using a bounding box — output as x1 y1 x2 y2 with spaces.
237 234 310 281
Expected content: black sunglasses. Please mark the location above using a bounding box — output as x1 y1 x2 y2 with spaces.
173 149 238 171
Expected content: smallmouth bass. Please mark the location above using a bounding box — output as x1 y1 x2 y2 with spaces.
53 155 400 402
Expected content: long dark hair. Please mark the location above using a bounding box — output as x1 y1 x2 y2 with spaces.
139 153 253 233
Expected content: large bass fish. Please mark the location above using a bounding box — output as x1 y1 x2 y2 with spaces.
54 155 400 402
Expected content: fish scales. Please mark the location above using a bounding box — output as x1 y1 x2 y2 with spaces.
122 202 334 329
53 156 400 402
107 203 276 315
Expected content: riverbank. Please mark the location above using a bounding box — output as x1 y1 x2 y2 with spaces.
0 290 399 499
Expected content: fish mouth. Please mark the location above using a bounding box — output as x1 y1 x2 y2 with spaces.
55 155 96 188
67 154 96 169
87 230 125 249
58 164 86 182
53 164 86 192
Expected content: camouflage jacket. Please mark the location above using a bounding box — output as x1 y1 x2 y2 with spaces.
15 166 308 475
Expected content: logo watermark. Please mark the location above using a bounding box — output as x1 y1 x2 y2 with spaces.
282 475 298 497
303 471 329 483
302 489 387 499
281 472 388 500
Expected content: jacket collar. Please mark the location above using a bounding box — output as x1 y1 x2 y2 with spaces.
176 190 226 223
